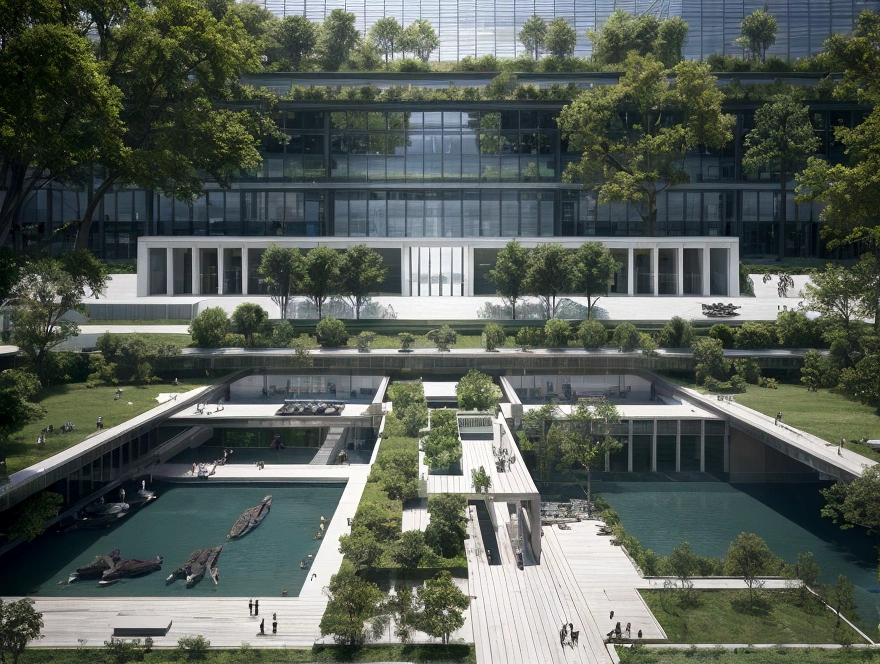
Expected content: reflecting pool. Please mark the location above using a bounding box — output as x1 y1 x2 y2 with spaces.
598 482 880 633
0 482 344 597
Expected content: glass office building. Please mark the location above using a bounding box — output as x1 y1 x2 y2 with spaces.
244 0 879 61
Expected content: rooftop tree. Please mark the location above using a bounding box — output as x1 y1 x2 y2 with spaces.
319 562 384 645
258 245 303 320
559 53 734 236
519 15 547 59
545 18 577 58
340 244 387 320
737 7 777 62
456 370 502 412
572 242 620 320
275 15 318 69
525 243 571 319
303 246 341 319
368 17 403 63
402 20 438 62
487 240 530 320
318 9 359 70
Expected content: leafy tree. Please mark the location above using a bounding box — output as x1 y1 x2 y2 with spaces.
572 242 619 319
553 400 621 514
427 324 457 351
839 352 880 409
545 18 577 58
723 532 778 604
482 323 506 352
738 8 777 62
578 321 607 349
339 527 383 569
0 369 44 440
587 10 658 64
692 337 729 385
339 245 386 319
425 494 468 559
0 23 122 246
853 253 880 333
559 54 734 235
422 409 461 470
0 598 43 664
800 349 840 391
667 541 701 606
369 17 403 63
258 245 303 320
471 465 492 494
11 253 108 384
611 322 640 352
72 0 269 249
742 94 819 260
804 264 868 355
525 243 571 319
231 303 268 344
385 586 417 642
374 450 419 501
655 17 689 67
354 501 401 543
276 15 318 69
401 20 438 62
387 381 428 437
5 491 63 543
456 370 502 411
708 324 736 348
188 307 229 348
412 571 469 644
519 15 547 59
658 316 695 348
393 530 428 568
271 320 297 347
397 332 417 352
488 240 530 319
104 637 144 664
315 317 349 348
303 246 341 319
794 551 821 605
776 310 823 348
518 403 559 481
831 574 856 639
318 9 359 71
544 319 571 349
320 566 385 638
822 465 880 578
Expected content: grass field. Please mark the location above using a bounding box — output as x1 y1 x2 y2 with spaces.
619 645 880 664
735 383 880 460
19 645 475 664
1 379 206 475
640 589 864 645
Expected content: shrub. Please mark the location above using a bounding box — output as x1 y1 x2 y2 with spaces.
271 320 297 347
639 333 658 356
456 370 502 411
392 530 428 568
177 635 210 660
387 381 428 437
315 317 349 348
578 320 607 349
708 324 736 348
516 326 545 349
658 316 695 348
734 322 775 349
544 319 571 348
693 337 729 385
801 349 840 391
356 331 375 352
188 307 229 347
733 358 761 384
427 324 457 351
422 409 461 469
425 493 467 559
248 333 271 348
482 323 506 351
612 322 640 352
776 310 823 348
231 302 269 343
758 376 778 389
398 332 417 351
221 333 247 347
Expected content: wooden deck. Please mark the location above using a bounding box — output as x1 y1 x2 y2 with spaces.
401 497 430 532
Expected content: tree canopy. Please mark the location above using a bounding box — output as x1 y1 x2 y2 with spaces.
303 246 341 319
318 9 359 71
369 17 403 63
319 562 384 645
559 54 734 236
545 18 577 58
587 10 688 67
0 598 43 664
339 245 387 319
525 243 571 319
258 245 303 320
402 20 439 62
487 240 530 320
738 8 777 62
456 370 502 412
572 242 620 319
519 15 547 59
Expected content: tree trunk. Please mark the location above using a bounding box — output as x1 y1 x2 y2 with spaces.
586 465 592 517
75 176 118 251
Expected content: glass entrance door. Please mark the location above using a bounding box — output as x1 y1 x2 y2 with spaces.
409 247 464 296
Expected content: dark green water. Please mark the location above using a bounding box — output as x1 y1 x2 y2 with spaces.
599 482 880 632
0 482 344 598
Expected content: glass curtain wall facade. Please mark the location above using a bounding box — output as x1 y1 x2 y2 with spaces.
22 94 863 262
246 0 878 61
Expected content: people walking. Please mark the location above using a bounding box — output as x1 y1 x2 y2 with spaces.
249 599 253 615
254 599 259 616
272 620 277 635
259 619 265 635
625 623 631 639
560 623 567 646
571 630 579 647
775 411 783 425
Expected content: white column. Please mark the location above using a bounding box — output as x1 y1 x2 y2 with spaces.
192 246 200 295
401 247 411 296
464 245 474 297
217 245 225 295
702 246 711 296
241 244 249 296
137 241 149 297
166 247 173 296
652 246 659 296
677 247 684 295
627 247 634 296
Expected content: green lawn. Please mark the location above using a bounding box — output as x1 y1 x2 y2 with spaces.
640 589 865 645
735 383 880 460
20 645 475 664
1 380 206 474
619 645 880 664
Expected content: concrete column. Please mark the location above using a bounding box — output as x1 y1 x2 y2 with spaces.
700 420 706 473
217 245 225 295
702 246 711 296
166 247 173 296
627 247 634 296
675 421 681 473
192 246 200 295
651 419 657 472
241 244 249 295
137 241 149 297
652 246 659 296
729 248 740 297
528 499 542 563
677 247 684 295
401 247 410 296
464 245 474 297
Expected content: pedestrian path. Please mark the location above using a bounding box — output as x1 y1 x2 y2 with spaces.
310 427 346 465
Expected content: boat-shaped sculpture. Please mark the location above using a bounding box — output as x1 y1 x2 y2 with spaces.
126 488 157 509
68 549 121 582
227 495 272 539
64 510 128 532
83 500 129 516
99 556 163 586
275 401 345 416
166 546 223 588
